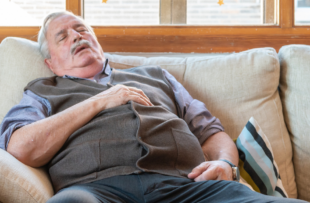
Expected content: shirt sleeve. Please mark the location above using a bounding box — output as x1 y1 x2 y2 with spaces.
162 69 224 145
0 90 51 151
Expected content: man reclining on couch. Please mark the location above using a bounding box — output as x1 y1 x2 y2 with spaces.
0 11 306 203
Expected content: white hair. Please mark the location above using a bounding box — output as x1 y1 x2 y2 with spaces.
37 11 96 59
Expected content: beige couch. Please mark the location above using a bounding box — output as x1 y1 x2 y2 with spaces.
0 37 309 202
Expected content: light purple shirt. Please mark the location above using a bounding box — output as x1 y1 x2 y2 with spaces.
0 61 223 150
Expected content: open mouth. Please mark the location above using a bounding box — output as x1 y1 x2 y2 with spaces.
74 45 89 55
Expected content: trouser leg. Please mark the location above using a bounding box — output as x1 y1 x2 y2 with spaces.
139 173 307 203
47 173 307 203
46 185 101 203
47 175 145 203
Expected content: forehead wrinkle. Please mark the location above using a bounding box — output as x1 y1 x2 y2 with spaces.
73 23 86 29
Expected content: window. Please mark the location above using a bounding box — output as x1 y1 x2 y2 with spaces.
85 0 159 25
187 0 264 25
295 0 310 24
0 0 309 53
84 0 278 26
0 0 66 26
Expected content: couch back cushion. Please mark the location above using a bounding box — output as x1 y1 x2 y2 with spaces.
0 37 296 198
0 37 54 122
183 49 296 198
278 45 310 201
106 53 186 83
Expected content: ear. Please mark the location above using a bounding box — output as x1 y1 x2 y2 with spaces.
44 58 54 73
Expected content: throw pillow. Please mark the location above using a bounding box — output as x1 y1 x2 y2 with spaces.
236 117 288 198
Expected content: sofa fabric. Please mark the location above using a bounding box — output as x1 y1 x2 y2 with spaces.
0 37 298 202
0 37 54 122
279 45 310 201
0 149 54 203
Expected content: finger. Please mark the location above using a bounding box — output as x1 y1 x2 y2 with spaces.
127 87 153 106
127 90 153 106
128 91 153 106
195 165 230 182
117 85 152 105
130 90 153 106
188 162 210 179
128 94 153 106
109 85 153 106
113 86 151 106
194 166 219 182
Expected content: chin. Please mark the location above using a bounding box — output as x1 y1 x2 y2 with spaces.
76 53 104 68
73 63 103 78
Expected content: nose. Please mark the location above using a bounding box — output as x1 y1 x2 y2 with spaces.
71 30 82 43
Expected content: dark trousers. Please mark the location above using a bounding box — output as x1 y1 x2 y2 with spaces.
47 173 306 203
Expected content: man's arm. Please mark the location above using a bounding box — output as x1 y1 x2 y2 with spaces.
163 69 224 143
188 131 239 181
0 90 50 151
7 85 152 168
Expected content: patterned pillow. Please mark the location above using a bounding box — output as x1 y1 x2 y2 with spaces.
236 117 288 198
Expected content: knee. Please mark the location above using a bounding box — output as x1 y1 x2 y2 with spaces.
47 187 100 203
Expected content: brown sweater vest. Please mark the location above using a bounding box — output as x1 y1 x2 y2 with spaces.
25 66 205 192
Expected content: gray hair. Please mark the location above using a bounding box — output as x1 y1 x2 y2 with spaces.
37 11 96 59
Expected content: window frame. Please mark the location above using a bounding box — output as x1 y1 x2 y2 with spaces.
0 0 309 53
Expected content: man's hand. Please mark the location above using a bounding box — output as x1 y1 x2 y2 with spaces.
91 84 153 110
188 160 233 181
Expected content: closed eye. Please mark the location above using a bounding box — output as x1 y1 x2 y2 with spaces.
77 29 87 32
59 35 67 42
59 35 66 41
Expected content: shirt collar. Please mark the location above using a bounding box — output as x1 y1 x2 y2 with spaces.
63 58 111 81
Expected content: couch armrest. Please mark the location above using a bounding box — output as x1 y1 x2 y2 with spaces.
0 149 54 203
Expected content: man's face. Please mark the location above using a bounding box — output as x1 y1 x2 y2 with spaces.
45 14 105 79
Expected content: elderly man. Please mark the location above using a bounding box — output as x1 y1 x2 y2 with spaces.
0 12 306 203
